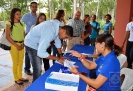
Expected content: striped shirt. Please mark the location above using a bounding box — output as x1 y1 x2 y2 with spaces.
67 19 85 36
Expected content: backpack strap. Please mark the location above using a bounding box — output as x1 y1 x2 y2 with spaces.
95 22 98 29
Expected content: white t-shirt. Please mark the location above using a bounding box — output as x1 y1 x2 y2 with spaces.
126 21 133 41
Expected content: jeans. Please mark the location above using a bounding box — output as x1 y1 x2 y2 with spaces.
24 50 31 71
43 46 51 71
25 46 42 82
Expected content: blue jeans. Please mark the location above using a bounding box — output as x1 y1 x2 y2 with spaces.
25 46 42 82
24 51 31 71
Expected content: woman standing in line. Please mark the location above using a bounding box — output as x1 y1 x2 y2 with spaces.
6 8 28 85
83 14 92 45
52 9 66 64
103 14 113 34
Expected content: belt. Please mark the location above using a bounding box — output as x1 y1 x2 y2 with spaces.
73 36 79 37
14 41 24 43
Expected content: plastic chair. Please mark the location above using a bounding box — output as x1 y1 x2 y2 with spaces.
127 85 133 91
121 68 133 91
117 54 127 68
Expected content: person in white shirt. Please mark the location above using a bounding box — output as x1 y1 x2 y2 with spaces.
31 13 52 72
122 14 133 69
24 20 73 82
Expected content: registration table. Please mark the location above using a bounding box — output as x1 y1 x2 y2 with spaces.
25 44 94 91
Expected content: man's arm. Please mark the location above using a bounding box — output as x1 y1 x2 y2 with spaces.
122 31 130 48
54 36 63 56
92 22 100 32
122 23 130 48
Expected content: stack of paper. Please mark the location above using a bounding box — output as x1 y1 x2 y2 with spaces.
45 72 79 91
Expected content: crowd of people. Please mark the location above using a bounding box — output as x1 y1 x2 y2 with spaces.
4 1 133 91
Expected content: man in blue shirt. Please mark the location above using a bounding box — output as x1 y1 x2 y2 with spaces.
24 20 73 82
90 15 100 46
21 2 38 75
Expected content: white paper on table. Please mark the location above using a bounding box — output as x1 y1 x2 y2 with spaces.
64 59 75 68
81 53 91 56
55 59 76 68
45 72 79 91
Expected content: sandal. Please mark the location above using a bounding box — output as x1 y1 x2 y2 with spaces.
19 78 29 82
15 80 23 85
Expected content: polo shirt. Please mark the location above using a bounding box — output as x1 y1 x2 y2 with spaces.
126 21 133 41
95 51 121 91
103 21 112 34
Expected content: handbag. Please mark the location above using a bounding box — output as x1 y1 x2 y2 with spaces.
0 29 11 50
0 21 13 50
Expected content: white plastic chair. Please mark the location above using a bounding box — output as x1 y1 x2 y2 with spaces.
127 85 133 91
121 68 133 91
117 54 127 68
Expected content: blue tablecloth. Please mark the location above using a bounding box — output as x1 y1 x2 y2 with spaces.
25 44 94 91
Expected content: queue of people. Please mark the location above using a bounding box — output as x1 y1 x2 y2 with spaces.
4 1 133 91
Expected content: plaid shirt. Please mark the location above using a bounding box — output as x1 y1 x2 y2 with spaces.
67 19 85 36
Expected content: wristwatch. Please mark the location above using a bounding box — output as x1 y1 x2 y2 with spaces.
59 53 63 56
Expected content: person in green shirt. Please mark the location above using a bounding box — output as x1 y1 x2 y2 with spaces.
6 8 28 85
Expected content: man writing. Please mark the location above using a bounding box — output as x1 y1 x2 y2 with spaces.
24 20 73 82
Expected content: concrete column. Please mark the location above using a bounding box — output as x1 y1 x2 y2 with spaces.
114 0 133 53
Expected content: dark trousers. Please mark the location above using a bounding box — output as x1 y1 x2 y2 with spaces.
52 45 59 64
126 41 133 68
43 46 51 71
24 49 31 71
84 37 90 45
90 38 96 46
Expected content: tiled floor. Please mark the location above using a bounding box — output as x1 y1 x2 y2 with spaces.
0 48 14 88
0 31 55 91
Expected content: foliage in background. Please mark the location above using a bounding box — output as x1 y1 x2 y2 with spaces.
0 0 116 27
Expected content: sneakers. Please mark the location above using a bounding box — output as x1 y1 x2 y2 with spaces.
25 70 32 75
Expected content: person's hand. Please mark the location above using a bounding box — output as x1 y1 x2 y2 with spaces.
20 43 24 49
16 45 22 50
80 40 84 45
69 50 81 57
58 57 65 64
69 66 79 75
